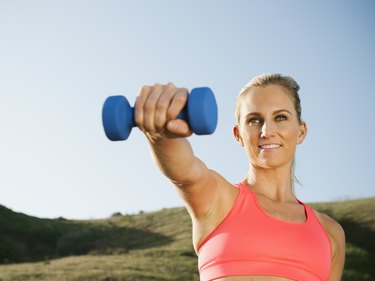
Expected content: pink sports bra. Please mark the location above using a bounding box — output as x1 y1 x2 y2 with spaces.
198 183 332 281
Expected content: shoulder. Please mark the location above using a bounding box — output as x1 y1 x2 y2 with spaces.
314 210 345 244
313 210 346 280
187 170 239 221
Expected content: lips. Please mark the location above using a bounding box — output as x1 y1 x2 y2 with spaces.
258 143 281 149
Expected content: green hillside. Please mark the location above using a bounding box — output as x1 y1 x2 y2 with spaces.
0 197 374 281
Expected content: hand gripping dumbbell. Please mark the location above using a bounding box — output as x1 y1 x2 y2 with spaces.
102 87 218 141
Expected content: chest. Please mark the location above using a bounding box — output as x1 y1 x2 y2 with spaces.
255 196 307 223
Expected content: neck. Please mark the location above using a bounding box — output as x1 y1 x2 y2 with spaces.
245 164 295 202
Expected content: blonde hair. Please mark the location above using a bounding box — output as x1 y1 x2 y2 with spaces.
235 73 302 124
235 73 303 189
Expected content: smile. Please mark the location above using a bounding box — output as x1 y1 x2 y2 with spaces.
258 144 281 149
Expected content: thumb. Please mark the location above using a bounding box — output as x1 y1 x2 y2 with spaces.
166 119 192 137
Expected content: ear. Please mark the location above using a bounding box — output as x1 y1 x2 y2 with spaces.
233 125 244 147
297 121 307 144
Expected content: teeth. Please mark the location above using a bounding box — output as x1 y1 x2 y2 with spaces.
259 144 280 149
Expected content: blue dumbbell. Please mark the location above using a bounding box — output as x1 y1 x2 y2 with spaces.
102 87 218 141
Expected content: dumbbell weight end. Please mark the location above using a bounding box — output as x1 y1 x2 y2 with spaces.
102 96 135 141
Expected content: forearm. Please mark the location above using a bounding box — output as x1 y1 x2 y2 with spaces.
134 83 209 188
148 137 205 187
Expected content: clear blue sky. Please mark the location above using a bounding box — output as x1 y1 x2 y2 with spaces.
1 0 374 219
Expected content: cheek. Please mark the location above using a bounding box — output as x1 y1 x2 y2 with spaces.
243 128 260 142
283 127 301 144
243 131 261 152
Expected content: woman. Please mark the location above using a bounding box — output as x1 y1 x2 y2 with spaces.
134 73 345 281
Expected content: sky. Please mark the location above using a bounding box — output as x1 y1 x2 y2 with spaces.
0 0 374 220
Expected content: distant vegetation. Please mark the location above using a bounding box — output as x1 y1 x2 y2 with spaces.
0 197 374 281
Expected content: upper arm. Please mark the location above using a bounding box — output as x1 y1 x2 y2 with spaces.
176 162 238 252
149 137 236 220
175 158 234 221
316 212 346 281
330 222 345 281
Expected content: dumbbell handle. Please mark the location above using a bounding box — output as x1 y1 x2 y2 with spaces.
102 87 217 141
126 107 188 128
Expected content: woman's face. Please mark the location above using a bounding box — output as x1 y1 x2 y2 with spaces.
234 85 307 170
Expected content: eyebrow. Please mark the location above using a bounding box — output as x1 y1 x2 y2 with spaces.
273 109 293 115
244 109 293 118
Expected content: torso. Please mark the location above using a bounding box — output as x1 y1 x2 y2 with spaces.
194 183 308 251
215 276 293 281
195 182 333 281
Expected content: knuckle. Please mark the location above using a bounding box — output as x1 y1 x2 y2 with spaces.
175 93 187 105
153 83 162 89
135 95 143 107
155 101 168 113
165 82 176 90
144 101 155 113
139 85 150 97
142 85 151 91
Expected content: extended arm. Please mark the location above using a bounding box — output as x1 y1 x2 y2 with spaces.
134 83 222 219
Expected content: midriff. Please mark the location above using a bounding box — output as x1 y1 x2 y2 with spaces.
215 276 294 281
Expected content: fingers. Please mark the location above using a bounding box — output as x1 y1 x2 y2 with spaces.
134 86 150 132
134 83 190 138
167 88 188 120
143 83 163 133
155 83 178 130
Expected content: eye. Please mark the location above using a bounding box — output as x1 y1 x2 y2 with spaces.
248 117 263 124
275 114 287 121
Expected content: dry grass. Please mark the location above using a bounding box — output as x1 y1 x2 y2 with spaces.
0 251 198 281
0 198 374 281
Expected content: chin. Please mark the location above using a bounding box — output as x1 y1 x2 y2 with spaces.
258 158 289 169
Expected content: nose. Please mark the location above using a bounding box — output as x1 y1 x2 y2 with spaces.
260 121 276 138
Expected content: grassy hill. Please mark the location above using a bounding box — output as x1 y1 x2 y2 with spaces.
0 197 374 281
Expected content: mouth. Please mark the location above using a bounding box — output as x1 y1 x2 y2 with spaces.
258 143 281 150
